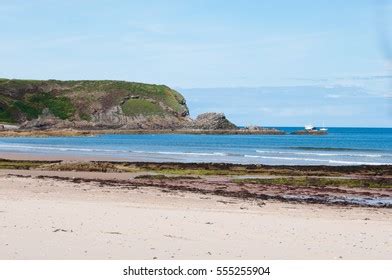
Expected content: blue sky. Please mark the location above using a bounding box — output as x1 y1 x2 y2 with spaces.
0 0 391 126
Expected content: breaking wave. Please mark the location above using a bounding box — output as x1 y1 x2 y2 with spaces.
256 149 386 158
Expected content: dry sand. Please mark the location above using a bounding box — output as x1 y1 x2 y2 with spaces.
0 174 391 260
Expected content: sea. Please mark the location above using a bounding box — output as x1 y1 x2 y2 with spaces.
0 127 391 165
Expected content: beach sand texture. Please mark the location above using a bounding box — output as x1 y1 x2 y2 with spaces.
0 174 391 260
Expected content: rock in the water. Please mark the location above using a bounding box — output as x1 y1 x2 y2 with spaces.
243 126 285 134
190 113 237 130
291 129 327 135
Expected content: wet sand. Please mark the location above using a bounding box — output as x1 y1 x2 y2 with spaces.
1 167 391 208
0 174 391 259
0 152 121 162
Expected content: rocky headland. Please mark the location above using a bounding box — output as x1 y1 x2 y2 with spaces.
0 78 284 135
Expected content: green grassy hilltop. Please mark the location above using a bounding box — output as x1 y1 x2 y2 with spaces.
0 79 189 125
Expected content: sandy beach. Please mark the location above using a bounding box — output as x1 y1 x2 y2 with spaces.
1 171 391 260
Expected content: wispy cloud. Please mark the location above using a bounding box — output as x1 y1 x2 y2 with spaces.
348 75 392 80
293 74 392 82
180 85 391 127
290 75 391 98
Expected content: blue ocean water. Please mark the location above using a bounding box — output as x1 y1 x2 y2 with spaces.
0 127 391 165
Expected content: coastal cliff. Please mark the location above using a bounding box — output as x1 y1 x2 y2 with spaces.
0 79 237 131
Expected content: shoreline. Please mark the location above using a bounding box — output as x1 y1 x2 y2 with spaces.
1 157 391 208
3 170 391 208
1 129 390 168
1 148 391 167
0 128 287 137
1 155 391 173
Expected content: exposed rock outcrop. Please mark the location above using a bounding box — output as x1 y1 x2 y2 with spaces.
291 129 327 135
189 113 237 130
243 125 285 134
20 109 68 130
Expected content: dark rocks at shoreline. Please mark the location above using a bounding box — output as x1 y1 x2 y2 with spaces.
242 126 286 135
291 130 328 135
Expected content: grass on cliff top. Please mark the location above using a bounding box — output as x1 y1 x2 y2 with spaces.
0 95 15 123
95 81 185 113
0 92 75 122
121 99 166 117
0 110 12 123
0 79 187 120
233 177 392 189
28 93 75 119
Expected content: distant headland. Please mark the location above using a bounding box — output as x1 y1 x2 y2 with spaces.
0 78 324 136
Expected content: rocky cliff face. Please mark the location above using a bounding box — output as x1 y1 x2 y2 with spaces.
0 79 237 130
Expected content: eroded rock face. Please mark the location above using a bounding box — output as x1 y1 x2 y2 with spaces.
20 106 191 130
190 113 237 130
19 107 238 131
20 108 67 130
90 106 189 129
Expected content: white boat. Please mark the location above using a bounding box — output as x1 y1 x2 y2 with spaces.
305 124 315 130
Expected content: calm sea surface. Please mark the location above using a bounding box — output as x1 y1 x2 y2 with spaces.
0 127 391 165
